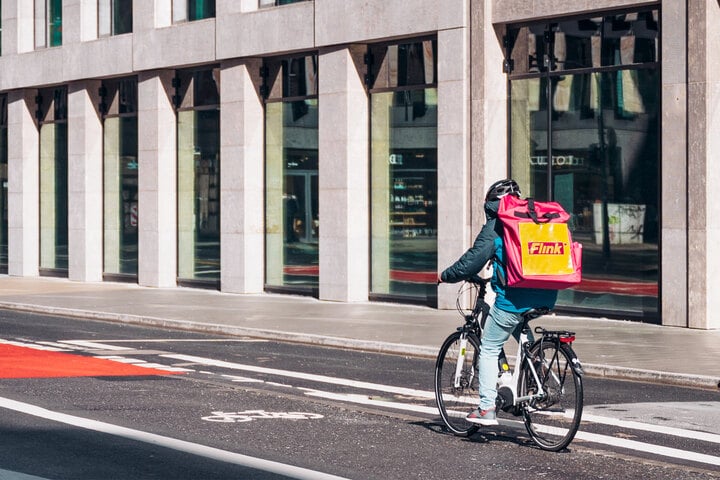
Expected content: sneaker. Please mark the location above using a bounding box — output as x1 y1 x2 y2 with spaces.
466 407 498 426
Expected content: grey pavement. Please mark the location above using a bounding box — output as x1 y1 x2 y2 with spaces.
0 276 718 389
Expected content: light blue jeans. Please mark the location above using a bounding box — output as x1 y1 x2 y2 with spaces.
478 303 533 411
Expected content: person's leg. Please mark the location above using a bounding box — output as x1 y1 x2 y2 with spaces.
477 305 523 411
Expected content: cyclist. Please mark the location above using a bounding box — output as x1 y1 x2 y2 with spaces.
437 179 557 426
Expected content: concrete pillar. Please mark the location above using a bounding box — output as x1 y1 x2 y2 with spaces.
67 80 103 282
7 90 39 276
661 2 688 327
138 70 177 288
437 25 472 309
220 59 265 293
318 46 369 302
687 0 720 330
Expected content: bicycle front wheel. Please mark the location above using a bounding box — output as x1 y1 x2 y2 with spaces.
520 341 583 451
434 331 481 436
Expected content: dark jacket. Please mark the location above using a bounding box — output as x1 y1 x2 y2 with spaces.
440 200 557 313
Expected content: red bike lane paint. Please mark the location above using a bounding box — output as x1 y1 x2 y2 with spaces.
0 344 183 379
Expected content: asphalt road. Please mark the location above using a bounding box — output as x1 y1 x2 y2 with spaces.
0 309 718 480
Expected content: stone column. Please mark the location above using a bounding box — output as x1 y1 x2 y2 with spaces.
67 80 103 282
138 71 177 288
661 2 689 327
687 0 720 330
437 25 472 309
318 46 369 302
7 90 39 276
219 59 265 293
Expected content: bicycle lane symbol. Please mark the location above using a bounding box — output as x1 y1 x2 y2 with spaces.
202 410 324 423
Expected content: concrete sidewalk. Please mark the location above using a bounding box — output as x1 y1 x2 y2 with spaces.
0 276 718 389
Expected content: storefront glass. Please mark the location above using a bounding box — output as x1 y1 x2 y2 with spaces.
0 95 7 270
176 69 220 283
39 87 68 273
508 10 659 319
264 55 319 292
102 78 138 277
368 40 438 304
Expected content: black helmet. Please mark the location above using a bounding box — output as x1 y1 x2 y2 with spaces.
485 179 521 202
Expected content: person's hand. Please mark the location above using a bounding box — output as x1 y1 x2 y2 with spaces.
437 274 443 284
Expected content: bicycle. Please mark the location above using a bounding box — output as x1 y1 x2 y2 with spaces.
433 277 584 451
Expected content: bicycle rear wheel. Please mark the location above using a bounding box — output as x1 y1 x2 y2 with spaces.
434 331 481 436
520 342 583 451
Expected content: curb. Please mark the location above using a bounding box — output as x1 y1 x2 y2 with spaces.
1 301 718 390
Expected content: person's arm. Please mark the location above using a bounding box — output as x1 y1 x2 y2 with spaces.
439 220 497 284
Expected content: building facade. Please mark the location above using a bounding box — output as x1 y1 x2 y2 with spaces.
0 0 717 329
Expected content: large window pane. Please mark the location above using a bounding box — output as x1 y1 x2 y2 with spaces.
265 100 319 289
0 95 7 269
370 88 438 301
103 116 138 276
510 69 659 317
40 122 68 271
38 88 68 273
178 108 220 282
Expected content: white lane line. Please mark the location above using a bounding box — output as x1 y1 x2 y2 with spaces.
160 353 434 399
0 468 52 480
301 389 720 467
575 430 720 467
58 340 132 351
159 353 720 445
86 339 268 343
0 396 350 480
580 412 720 445
0 339 69 352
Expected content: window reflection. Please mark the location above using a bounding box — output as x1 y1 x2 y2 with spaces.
102 78 138 277
0 95 7 270
508 11 658 75
38 87 68 273
264 55 319 292
177 69 221 283
98 0 133 36
369 40 438 305
508 9 660 318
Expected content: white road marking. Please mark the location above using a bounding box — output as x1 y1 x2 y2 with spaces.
0 339 69 352
0 468 52 480
580 412 720 445
58 340 132 351
81 339 267 344
160 353 434 399
0 396 350 480
575 430 720 467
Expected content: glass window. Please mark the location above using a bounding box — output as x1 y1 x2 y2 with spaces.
99 0 133 36
176 68 220 284
35 0 62 48
38 87 68 274
173 0 215 22
508 9 660 320
102 78 138 277
0 94 7 270
259 0 309 8
369 40 438 305
264 55 319 292
507 11 657 75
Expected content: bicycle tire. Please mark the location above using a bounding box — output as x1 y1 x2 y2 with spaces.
434 331 481 436
519 341 583 451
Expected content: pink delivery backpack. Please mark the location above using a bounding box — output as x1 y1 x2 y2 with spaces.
497 195 582 290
